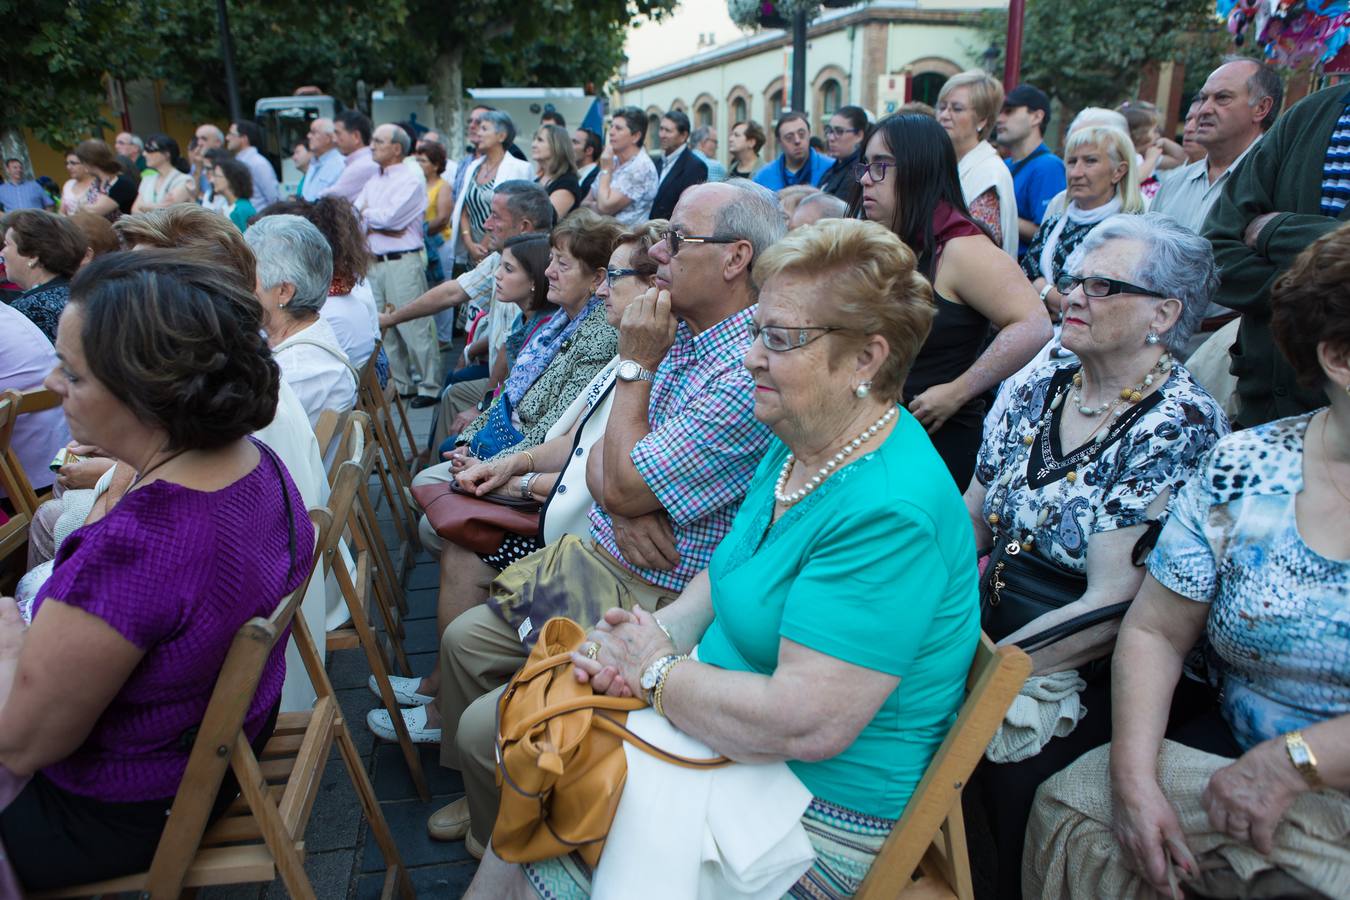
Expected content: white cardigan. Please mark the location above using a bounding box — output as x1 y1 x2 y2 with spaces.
446 153 535 259
958 140 1019 257
540 358 619 544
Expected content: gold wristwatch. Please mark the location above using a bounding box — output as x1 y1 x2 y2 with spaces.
1284 730 1322 788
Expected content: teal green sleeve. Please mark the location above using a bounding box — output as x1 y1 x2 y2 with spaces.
779 501 948 676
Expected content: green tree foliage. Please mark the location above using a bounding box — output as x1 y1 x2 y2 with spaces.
979 0 1227 116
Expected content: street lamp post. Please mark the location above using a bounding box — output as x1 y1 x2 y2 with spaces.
791 9 808 112
217 0 242 123
1004 0 1026 91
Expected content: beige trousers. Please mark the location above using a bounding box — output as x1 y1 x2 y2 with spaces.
370 253 438 398
436 539 677 845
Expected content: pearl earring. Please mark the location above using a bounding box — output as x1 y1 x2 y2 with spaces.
855 381 871 399
1145 331 1160 346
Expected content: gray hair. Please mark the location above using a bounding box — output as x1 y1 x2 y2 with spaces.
243 214 334 317
382 125 411 157
1222 55 1284 132
712 178 787 277
495 180 555 229
480 109 516 148
691 126 715 146
197 124 225 144
310 117 335 135
121 132 144 151
794 191 848 220
1066 213 1217 354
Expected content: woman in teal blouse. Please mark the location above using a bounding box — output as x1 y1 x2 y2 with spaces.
466 218 982 899
210 158 256 233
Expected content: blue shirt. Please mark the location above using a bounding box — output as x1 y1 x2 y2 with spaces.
0 179 54 211
235 146 280 210
301 148 344 201
1005 143 1066 256
753 148 834 191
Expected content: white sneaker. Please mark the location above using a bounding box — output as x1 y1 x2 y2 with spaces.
369 673 435 707
367 704 441 744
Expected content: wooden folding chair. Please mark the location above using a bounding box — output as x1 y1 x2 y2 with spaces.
855 635 1032 900
0 390 40 574
33 508 415 900
356 347 421 581
320 416 430 801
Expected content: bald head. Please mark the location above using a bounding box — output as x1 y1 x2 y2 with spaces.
195 124 225 150
788 191 848 230
1195 58 1282 156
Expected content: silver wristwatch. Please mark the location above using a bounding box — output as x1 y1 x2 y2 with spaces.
616 359 654 384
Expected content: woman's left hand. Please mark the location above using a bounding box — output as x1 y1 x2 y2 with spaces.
908 381 968 435
571 607 675 699
1202 737 1308 855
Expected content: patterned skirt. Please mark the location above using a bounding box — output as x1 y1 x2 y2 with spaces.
522 796 895 900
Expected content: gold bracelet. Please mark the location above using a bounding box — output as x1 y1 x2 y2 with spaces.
652 656 687 718
521 449 535 472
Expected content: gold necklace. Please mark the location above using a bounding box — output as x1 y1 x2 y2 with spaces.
1320 412 1350 506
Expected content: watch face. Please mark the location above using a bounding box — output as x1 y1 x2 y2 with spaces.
640 666 659 690
617 360 640 382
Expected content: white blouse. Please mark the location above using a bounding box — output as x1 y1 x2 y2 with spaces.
271 317 358 428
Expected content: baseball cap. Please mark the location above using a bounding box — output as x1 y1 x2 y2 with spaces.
1004 84 1052 118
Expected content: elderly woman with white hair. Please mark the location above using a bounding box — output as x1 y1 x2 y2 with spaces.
962 212 1229 899
1022 125 1143 323
938 70 1018 255
244 214 357 427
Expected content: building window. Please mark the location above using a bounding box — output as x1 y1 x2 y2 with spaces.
769 89 784 120
696 103 713 129
821 79 842 118
732 96 747 124
912 72 947 107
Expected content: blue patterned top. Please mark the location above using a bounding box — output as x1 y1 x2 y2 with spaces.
1149 412 1350 750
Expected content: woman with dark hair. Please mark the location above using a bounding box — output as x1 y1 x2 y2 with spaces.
0 250 314 892
582 106 658 226
209 157 257 232
64 140 137 220
818 105 868 202
853 113 1050 487
132 134 194 214
727 120 767 180
1 209 87 341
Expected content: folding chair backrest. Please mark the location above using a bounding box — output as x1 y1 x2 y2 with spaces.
855 635 1031 900
0 391 37 567
137 507 331 896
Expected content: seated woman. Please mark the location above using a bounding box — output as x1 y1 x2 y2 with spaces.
961 213 1229 898
369 222 662 733
244 214 358 428
1107 223 1350 897
465 218 982 898
452 209 620 463
0 250 314 892
855 113 1050 488
2 209 87 342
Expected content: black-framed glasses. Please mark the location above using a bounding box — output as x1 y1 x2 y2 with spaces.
1056 274 1168 300
852 161 894 183
605 267 639 287
662 228 738 256
144 145 163 153
747 322 853 352
824 126 860 138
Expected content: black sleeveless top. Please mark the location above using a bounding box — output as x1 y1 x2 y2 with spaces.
902 292 990 429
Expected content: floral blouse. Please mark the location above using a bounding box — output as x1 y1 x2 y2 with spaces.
968 188 1003 249
1148 412 1350 751
976 360 1229 572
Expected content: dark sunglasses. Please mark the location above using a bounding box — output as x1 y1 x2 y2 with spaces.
662 229 738 256
1056 274 1167 299
144 145 164 153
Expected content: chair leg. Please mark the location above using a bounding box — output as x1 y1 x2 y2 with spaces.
232 737 317 900
334 711 417 900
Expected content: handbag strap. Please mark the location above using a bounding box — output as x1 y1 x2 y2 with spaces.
1014 601 1133 653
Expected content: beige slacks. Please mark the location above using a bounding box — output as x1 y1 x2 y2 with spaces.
370 253 438 398
436 540 678 845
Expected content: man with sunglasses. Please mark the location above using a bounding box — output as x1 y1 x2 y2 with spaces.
420 180 784 856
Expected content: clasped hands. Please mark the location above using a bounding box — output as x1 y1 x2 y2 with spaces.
570 607 675 700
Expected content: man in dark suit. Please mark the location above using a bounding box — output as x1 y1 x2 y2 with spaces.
650 109 708 221
573 127 603 200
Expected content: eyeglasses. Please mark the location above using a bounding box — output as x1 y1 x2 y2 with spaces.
1056 274 1167 300
824 126 860 138
144 145 163 153
605 267 639 287
661 228 738 256
747 322 853 352
852 161 894 183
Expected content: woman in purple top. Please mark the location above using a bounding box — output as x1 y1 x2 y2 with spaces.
0 250 315 891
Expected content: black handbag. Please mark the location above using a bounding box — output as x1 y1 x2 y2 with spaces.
980 540 1088 643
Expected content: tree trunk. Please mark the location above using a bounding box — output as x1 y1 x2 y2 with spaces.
429 47 465 155
0 125 34 180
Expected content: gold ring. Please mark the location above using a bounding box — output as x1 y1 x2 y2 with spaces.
585 643 600 660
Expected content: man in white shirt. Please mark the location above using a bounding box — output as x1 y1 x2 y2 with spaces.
301 118 345 201
572 127 602 198
1152 57 1282 347
226 119 280 210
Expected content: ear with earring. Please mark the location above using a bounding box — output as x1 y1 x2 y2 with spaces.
1145 331 1160 346
855 380 871 399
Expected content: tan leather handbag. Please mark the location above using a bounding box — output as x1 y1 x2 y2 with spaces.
492 617 728 866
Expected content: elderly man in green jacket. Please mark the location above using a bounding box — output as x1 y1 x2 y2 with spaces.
1204 82 1350 427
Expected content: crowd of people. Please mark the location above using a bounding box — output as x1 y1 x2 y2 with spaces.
0 55 1347 899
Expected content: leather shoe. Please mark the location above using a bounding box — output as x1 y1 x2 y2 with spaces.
410 395 438 409
465 830 484 860
428 796 471 841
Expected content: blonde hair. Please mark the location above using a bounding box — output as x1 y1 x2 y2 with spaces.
752 218 936 400
1064 125 1143 214
533 123 577 181
114 205 257 289
938 70 1005 141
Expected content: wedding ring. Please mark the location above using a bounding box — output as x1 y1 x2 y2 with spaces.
584 642 600 660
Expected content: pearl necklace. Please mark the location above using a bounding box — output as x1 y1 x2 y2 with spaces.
1072 353 1172 417
775 406 898 507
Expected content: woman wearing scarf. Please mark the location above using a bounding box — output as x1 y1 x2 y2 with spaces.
854 114 1051 488
1023 126 1144 322
454 210 621 462
939 71 1020 257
